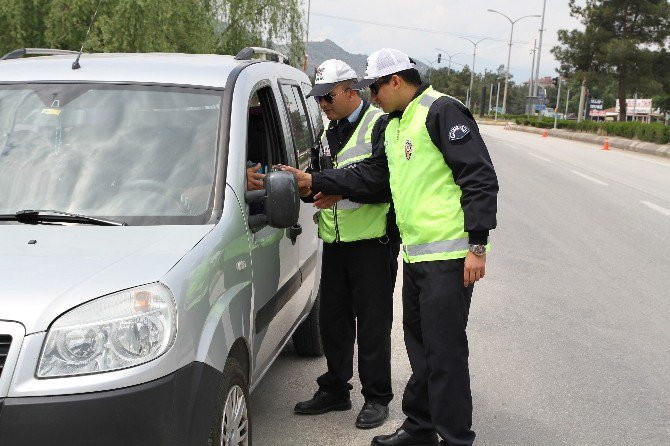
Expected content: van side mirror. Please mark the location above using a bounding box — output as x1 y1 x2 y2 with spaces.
245 171 299 230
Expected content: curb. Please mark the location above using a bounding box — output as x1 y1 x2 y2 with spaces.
497 124 670 159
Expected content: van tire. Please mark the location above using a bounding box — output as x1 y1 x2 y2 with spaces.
209 357 252 446
292 290 324 356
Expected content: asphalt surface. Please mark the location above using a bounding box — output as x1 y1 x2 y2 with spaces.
251 125 670 445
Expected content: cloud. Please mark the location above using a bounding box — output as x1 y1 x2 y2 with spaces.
308 0 582 79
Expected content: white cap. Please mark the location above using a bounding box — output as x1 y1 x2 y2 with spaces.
354 48 416 90
307 59 358 97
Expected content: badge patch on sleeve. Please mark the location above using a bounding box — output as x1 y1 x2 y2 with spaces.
448 125 470 141
404 139 414 160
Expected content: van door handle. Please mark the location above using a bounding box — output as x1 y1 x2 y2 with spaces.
288 224 302 245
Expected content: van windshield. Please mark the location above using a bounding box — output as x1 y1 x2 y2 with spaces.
0 84 222 225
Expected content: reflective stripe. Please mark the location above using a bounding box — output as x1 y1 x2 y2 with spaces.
419 93 440 108
335 110 382 166
336 199 363 210
404 238 469 257
418 92 465 109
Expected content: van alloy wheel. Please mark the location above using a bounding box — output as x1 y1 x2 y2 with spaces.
221 384 249 446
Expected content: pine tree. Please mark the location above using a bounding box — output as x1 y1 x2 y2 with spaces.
552 0 670 121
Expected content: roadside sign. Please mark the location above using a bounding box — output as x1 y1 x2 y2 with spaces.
534 104 546 112
590 99 604 110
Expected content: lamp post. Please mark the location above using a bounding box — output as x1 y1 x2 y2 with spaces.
487 9 540 114
532 0 548 102
415 57 437 82
458 37 488 110
303 0 311 72
436 49 464 74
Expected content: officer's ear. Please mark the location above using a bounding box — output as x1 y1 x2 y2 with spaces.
390 74 402 89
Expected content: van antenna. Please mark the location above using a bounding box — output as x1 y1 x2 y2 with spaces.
72 0 104 70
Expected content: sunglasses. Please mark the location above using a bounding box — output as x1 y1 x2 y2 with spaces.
314 88 350 104
369 76 392 95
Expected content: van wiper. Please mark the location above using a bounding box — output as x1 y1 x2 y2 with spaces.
0 210 127 226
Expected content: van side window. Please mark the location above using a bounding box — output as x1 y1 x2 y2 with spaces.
279 84 313 170
301 81 325 139
246 86 287 173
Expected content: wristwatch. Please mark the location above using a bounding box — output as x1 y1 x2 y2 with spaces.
468 244 486 256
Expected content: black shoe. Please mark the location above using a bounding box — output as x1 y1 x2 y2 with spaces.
294 390 352 415
356 401 389 429
371 428 439 446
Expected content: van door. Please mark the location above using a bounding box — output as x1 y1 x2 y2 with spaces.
277 81 320 305
245 84 301 379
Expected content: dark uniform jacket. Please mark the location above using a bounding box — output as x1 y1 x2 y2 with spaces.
310 82 498 245
307 100 399 243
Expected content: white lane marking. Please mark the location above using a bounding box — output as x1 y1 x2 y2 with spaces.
570 170 608 186
630 156 670 168
528 152 551 162
641 201 670 217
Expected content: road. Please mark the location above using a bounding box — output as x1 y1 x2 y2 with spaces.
251 125 670 445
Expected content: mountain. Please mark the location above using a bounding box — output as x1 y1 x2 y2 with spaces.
279 39 429 79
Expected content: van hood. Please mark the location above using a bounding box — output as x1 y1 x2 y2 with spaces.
0 224 214 334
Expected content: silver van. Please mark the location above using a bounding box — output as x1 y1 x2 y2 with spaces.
0 48 324 445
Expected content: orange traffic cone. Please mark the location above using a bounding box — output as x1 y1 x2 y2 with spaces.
542 129 548 138
602 138 609 151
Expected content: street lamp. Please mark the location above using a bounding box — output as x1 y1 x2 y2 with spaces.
458 37 488 110
435 49 464 74
415 57 438 82
487 9 540 114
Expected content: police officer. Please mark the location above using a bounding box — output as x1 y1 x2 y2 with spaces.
289 49 499 446
291 59 397 429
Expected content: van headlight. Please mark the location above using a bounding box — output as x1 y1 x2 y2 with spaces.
37 283 177 378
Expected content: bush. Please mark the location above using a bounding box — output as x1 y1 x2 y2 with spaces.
516 118 669 144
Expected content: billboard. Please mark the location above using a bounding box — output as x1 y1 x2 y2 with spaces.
589 99 604 110
615 98 653 114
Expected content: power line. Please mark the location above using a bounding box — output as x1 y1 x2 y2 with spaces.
311 12 533 45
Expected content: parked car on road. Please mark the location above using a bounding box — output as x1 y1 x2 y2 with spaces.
0 47 324 446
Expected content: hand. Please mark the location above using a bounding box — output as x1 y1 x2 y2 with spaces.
313 192 342 209
299 186 312 197
463 251 486 287
246 164 265 191
279 165 312 189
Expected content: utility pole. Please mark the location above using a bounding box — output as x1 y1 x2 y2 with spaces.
532 0 548 100
494 81 500 120
480 86 487 118
577 79 586 122
489 84 494 114
303 0 311 72
527 39 537 117
554 78 562 129
565 88 570 117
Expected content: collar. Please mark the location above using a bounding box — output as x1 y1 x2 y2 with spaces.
388 82 432 120
347 100 365 123
328 100 369 130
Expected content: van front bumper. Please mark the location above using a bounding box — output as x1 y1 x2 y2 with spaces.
0 362 221 446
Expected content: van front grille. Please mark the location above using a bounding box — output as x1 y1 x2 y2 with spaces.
0 335 11 379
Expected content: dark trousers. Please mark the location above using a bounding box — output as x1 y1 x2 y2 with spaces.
400 259 476 446
317 238 394 405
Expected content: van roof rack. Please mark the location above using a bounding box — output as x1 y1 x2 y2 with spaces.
1 48 79 61
235 47 290 65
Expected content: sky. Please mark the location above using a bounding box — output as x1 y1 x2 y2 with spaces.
306 0 584 82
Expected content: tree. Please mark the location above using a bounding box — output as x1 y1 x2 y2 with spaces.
210 0 304 66
0 0 305 68
552 0 670 121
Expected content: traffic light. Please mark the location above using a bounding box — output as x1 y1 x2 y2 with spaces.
552 77 560 88
437 53 441 63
